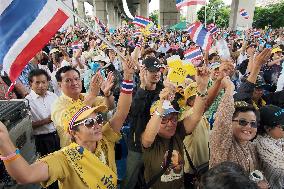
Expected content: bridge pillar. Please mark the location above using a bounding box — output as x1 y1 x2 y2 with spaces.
138 0 149 18
229 0 256 30
107 0 115 28
93 0 108 27
159 0 180 27
77 0 86 20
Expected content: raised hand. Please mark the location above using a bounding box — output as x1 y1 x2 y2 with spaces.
159 87 175 103
89 72 103 96
122 55 136 77
254 48 272 68
219 60 235 78
139 65 147 89
195 66 210 93
221 76 235 92
101 71 114 96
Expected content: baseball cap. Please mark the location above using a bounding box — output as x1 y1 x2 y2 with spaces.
259 105 284 127
142 57 161 72
62 101 108 132
272 47 282 54
150 100 179 117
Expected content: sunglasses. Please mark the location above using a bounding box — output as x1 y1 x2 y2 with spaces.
161 114 178 124
232 119 258 128
73 114 104 129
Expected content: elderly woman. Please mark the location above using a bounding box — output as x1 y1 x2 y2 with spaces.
209 76 269 189
254 105 284 189
0 58 135 189
141 67 210 189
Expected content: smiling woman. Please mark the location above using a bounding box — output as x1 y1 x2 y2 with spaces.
209 76 270 188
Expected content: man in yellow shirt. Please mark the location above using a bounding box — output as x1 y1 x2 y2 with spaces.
0 58 135 189
51 66 115 147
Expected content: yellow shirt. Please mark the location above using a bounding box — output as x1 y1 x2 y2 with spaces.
39 122 121 189
181 107 210 173
51 93 105 147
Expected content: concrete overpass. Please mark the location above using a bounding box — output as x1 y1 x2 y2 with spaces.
76 0 256 30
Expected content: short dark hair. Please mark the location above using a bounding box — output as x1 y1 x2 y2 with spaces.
28 69 50 84
199 162 258 189
233 102 259 121
55 66 80 82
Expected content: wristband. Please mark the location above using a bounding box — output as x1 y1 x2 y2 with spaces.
136 41 142 48
0 149 20 161
196 90 208 97
121 80 133 94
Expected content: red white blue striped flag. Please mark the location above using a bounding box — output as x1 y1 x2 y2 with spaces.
176 0 206 10
184 47 203 62
187 22 213 51
1 0 69 96
132 16 151 28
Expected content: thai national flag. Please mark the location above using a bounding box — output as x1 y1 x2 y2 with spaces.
254 31 261 38
132 16 151 28
176 0 206 10
187 22 213 51
150 33 159 38
240 8 249 19
94 17 108 32
1 0 69 95
184 47 203 62
133 30 142 38
207 23 218 35
71 41 83 50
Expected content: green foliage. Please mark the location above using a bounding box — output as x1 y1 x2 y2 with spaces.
197 0 230 28
149 10 159 25
253 2 284 28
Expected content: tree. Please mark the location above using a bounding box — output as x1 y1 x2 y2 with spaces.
253 2 284 28
197 0 230 28
149 10 159 25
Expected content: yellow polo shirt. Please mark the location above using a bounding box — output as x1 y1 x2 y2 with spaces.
39 122 121 189
51 93 105 147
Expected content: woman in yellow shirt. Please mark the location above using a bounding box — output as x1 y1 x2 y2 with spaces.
0 58 135 189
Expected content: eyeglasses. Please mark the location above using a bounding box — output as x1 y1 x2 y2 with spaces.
232 119 258 128
276 125 284 130
161 115 178 124
73 114 104 129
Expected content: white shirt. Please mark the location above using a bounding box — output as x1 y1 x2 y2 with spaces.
25 90 58 135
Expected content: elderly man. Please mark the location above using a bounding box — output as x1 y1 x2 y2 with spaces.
0 57 135 189
51 66 115 147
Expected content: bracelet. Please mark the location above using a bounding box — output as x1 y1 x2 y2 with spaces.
121 80 133 94
154 110 163 118
136 41 142 48
0 149 20 161
196 90 208 97
4 154 20 163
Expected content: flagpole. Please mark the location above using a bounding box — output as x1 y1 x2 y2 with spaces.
57 0 126 60
204 2 207 26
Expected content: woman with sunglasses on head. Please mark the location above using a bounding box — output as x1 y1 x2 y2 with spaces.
0 57 135 189
209 75 269 189
254 105 284 189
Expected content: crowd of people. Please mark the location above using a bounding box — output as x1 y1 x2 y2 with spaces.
0 23 283 189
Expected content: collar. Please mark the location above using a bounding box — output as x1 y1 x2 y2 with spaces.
61 92 85 102
29 90 46 100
